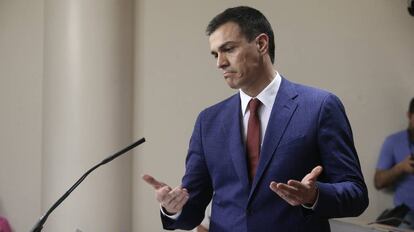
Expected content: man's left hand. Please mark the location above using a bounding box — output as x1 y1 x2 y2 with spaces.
269 166 323 206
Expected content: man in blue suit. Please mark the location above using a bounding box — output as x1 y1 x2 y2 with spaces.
143 6 368 231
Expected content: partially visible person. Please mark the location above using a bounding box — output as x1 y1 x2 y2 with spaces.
196 224 208 232
374 97 414 229
0 216 11 232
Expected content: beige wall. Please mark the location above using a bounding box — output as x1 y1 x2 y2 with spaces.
41 1 134 231
0 0 43 231
0 0 413 231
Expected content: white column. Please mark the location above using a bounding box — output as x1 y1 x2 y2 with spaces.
42 0 133 231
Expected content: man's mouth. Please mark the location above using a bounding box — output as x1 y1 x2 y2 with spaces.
223 71 235 78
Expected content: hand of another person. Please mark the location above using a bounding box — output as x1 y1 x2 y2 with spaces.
269 166 323 206
142 174 189 214
396 155 414 174
196 225 209 232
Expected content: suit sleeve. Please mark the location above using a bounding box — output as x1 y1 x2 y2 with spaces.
161 112 213 230
313 94 369 218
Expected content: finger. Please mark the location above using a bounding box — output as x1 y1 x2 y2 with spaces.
288 179 320 205
288 180 316 192
278 187 303 204
270 182 285 197
269 181 278 192
308 166 323 180
276 183 300 194
274 188 301 205
284 197 301 206
171 190 188 204
157 186 173 203
163 187 189 212
165 186 185 205
142 174 165 190
270 182 299 196
170 190 189 210
270 182 301 205
269 182 286 196
172 193 190 212
288 179 312 190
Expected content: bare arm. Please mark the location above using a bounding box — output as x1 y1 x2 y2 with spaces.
196 225 209 232
374 156 414 189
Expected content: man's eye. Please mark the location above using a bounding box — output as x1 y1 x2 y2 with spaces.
223 47 234 52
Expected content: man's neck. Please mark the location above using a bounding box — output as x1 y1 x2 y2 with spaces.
242 66 276 97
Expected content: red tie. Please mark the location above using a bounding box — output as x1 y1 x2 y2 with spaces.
246 98 261 180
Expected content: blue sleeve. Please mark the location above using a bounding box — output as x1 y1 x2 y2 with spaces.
376 137 395 170
313 94 369 218
161 112 213 230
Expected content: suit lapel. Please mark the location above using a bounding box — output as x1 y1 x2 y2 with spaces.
248 78 299 201
221 94 250 188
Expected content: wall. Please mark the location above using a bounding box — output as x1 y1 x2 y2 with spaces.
0 1 413 231
0 0 43 231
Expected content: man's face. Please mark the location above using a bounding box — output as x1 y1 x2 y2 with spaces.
209 22 262 91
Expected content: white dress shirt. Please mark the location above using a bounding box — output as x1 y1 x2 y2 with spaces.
239 71 281 144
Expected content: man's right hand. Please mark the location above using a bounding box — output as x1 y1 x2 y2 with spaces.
142 174 189 214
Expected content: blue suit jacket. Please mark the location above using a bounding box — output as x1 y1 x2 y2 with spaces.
161 78 368 232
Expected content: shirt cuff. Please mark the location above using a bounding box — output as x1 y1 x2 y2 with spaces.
160 204 182 220
301 187 319 210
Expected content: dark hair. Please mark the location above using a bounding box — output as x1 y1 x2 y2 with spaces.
409 97 414 113
206 6 275 64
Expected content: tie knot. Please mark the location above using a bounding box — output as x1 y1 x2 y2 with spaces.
248 98 261 115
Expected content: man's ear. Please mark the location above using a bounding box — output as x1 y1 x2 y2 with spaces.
255 33 269 55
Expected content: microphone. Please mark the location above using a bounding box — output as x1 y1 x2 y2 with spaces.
368 217 410 226
368 203 410 228
30 137 146 232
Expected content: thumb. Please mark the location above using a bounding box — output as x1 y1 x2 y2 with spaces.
142 174 166 190
309 166 323 181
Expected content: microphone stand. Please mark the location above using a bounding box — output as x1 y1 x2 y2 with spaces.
30 137 146 232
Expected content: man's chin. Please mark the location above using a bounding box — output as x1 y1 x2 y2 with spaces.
224 79 240 90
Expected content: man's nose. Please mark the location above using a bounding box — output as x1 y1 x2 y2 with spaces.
216 53 229 69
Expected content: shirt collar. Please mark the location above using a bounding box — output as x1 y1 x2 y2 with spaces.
240 71 281 116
